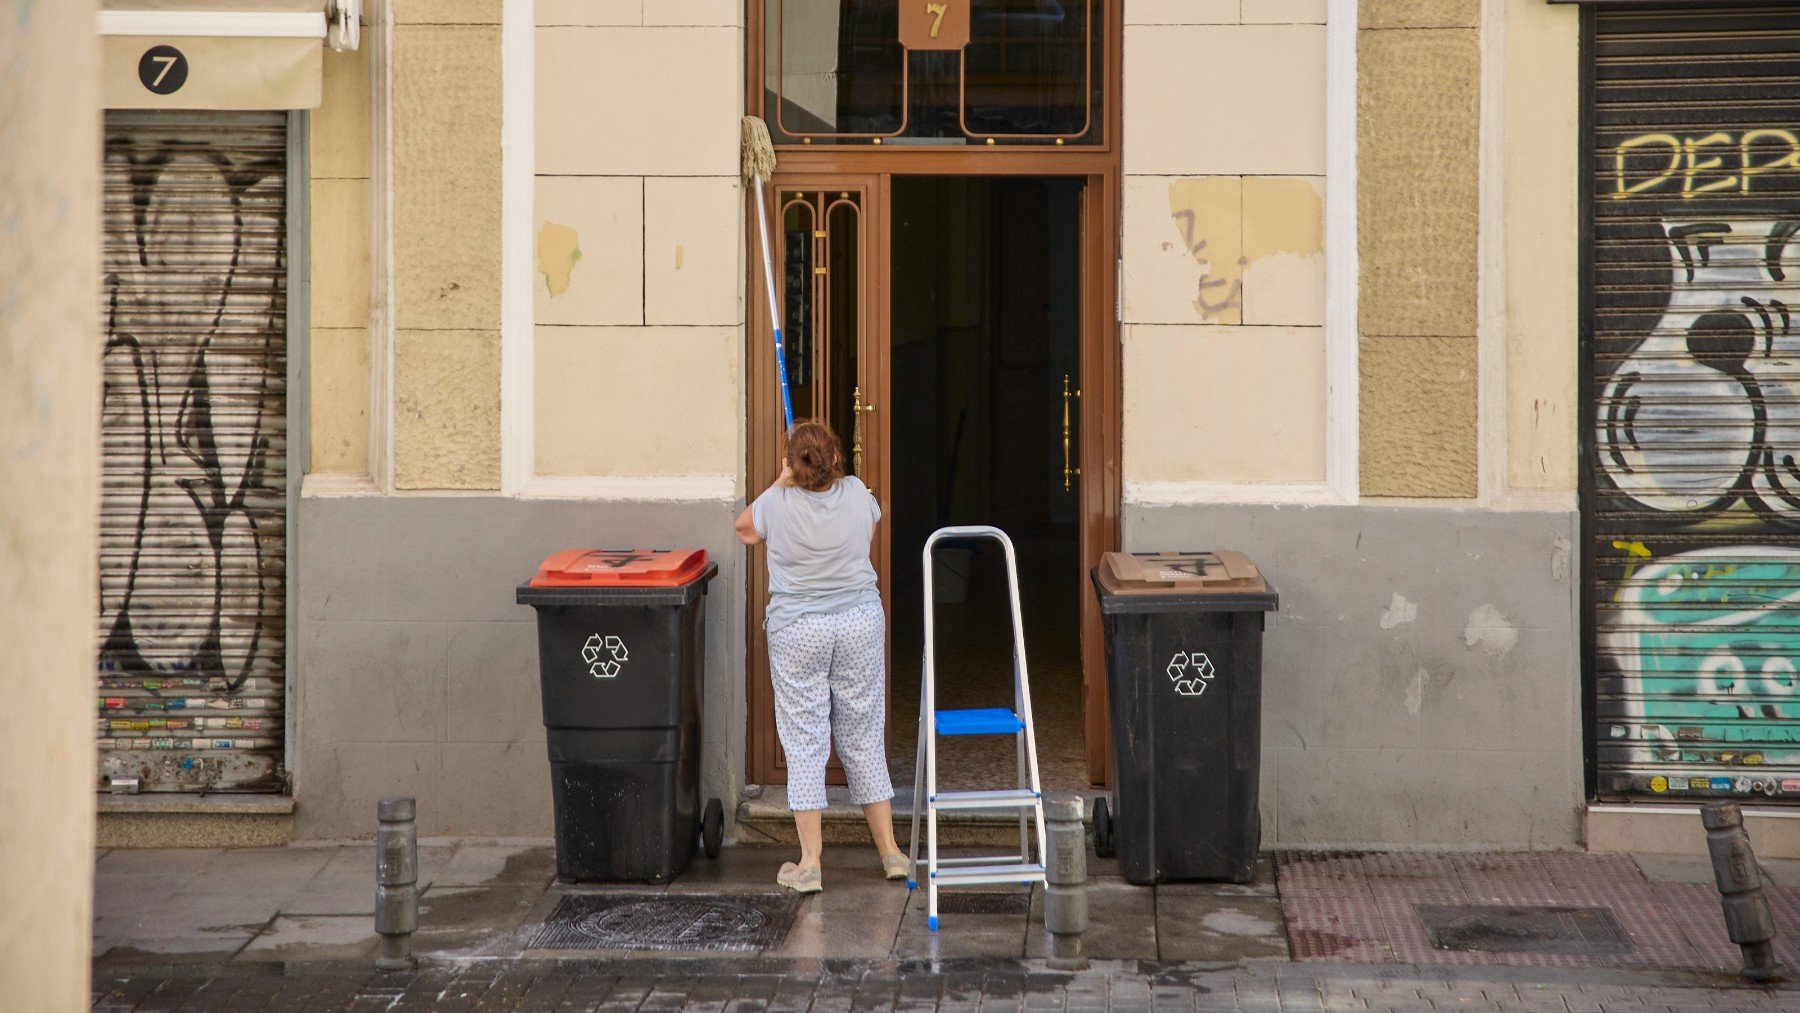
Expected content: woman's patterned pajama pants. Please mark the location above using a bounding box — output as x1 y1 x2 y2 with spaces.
767 601 893 811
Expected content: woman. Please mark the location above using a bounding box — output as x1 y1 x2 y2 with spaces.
735 420 907 893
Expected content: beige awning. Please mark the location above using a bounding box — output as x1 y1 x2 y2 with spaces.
101 1 329 111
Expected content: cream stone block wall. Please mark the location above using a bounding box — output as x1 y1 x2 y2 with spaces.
534 327 742 476
534 10 744 483
1124 325 1327 484
2 2 99 1003
535 176 643 325
395 329 502 488
394 25 503 333
1357 4 1481 498
1504 0 1580 492
645 177 744 327
310 327 372 473
395 0 499 23
536 0 638 26
392 17 503 489
310 178 371 330
309 47 373 476
1242 176 1325 327
1122 4 1328 487
536 26 741 177
313 47 371 179
1244 0 1327 25
1127 0 1236 24
1123 23 1325 176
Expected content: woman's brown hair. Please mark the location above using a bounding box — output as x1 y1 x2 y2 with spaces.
785 420 846 492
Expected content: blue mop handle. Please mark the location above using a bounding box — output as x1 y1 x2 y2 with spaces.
773 325 795 432
753 175 796 435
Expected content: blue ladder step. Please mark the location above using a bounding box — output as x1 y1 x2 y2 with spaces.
936 708 1024 736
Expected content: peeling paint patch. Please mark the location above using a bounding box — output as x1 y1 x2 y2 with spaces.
1243 178 1324 261
1551 536 1571 583
536 220 580 298
1404 667 1430 716
1379 592 1417 630
1464 604 1518 656
674 244 684 271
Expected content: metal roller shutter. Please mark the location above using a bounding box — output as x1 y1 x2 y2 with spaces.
1587 5 1800 801
98 110 289 793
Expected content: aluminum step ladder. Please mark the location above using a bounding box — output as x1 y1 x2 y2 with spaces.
907 525 1047 931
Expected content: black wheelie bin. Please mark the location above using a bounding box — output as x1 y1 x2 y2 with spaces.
518 549 723 883
1090 551 1278 884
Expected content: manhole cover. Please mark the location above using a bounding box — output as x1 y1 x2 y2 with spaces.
936 891 1030 915
1416 904 1633 956
530 893 800 952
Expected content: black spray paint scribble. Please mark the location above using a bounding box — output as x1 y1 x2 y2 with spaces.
98 131 286 699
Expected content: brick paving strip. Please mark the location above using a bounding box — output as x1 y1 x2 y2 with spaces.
1276 851 1800 972
92 956 1800 1012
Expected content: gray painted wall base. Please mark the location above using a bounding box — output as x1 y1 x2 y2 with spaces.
294 495 746 840
1125 502 1583 849
294 494 1580 849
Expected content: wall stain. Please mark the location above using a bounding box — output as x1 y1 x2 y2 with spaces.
537 220 580 297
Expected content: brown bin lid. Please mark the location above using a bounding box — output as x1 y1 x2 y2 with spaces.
1094 550 1274 606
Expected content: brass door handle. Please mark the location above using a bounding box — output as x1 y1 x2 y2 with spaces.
1062 374 1081 491
852 386 875 476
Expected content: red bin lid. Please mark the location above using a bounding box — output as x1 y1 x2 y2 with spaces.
530 549 710 588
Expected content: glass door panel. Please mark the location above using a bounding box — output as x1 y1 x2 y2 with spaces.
751 178 887 786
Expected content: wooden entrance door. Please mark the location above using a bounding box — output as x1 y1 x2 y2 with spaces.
747 175 889 786
746 169 1119 790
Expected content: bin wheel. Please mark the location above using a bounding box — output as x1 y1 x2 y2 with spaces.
702 798 724 859
1092 797 1115 858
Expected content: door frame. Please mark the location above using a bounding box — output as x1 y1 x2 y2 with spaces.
743 0 1123 788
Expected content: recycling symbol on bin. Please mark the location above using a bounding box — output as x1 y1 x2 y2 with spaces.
1167 651 1215 698
582 634 629 679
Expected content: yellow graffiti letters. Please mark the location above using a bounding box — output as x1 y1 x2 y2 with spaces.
1684 132 1737 197
1740 129 1800 193
1614 128 1800 199
1613 133 1682 199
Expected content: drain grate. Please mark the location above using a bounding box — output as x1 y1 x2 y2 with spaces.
936 891 1031 915
530 893 800 952
1416 904 1633 956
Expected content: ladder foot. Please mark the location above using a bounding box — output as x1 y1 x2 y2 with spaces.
927 916 939 932
906 880 915 890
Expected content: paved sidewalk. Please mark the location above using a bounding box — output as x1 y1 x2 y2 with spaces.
91 841 1800 1010
93 841 1290 964
92 957 1799 1011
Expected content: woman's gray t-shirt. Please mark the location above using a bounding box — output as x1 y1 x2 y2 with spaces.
752 476 882 632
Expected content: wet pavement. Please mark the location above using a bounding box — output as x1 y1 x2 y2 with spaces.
90 840 1800 1010
93 840 1291 965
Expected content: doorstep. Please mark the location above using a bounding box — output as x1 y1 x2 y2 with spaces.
735 785 1101 848
1584 802 1800 859
97 793 295 849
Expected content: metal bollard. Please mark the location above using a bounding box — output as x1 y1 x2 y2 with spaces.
376 797 419 971
1701 801 1781 981
1043 796 1089 970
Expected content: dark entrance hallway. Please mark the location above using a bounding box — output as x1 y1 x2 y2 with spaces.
884 177 1089 791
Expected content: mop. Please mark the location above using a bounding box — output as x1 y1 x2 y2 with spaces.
742 116 795 434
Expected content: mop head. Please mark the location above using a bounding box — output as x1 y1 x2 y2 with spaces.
742 116 777 184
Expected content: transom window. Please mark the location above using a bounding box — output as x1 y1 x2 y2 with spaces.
762 0 1104 146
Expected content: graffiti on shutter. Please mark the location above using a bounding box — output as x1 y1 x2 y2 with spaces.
98 111 288 793
1588 7 1800 801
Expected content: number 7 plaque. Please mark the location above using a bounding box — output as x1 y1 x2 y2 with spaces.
900 0 971 51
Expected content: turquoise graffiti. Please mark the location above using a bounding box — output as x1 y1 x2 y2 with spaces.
1607 548 1800 772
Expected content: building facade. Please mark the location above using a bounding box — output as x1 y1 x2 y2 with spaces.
89 0 1800 857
